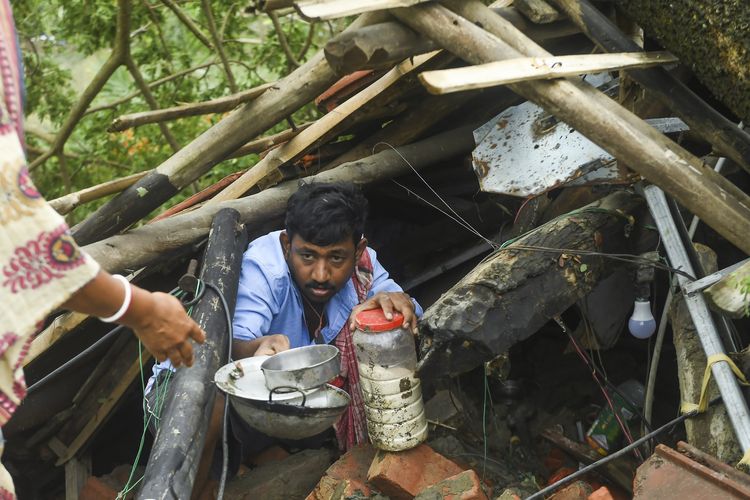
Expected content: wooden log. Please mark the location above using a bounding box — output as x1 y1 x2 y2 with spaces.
108 83 273 132
71 12 388 246
83 125 477 274
514 0 563 23
207 51 440 205
547 0 750 173
415 190 642 378
419 51 677 94
324 10 579 74
139 208 248 499
390 1 750 255
49 171 150 215
704 261 750 318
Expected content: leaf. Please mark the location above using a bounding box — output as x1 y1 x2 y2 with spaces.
579 264 589 273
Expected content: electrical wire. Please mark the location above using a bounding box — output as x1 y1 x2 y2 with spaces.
525 399 720 500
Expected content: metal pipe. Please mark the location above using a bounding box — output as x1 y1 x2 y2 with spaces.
643 185 750 453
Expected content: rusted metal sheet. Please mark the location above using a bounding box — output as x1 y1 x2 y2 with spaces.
633 443 750 499
471 81 688 197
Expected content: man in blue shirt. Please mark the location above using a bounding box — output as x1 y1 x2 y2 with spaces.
147 182 421 497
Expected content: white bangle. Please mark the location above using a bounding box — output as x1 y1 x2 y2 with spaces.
99 274 132 323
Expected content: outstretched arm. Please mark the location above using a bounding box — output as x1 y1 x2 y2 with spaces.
62 271 206 367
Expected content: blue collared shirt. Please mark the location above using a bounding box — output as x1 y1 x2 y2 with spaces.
147 231 421 392
233 230 422 347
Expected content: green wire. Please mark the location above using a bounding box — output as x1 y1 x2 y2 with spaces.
117 288 193 498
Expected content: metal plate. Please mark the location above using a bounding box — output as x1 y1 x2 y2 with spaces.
472 77 688 197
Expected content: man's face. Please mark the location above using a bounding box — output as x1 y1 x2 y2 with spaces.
280 232 366 304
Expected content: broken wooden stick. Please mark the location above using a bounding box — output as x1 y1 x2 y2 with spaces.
49 171 150 215
108 82 273 132
704 260 750 318
514 0 563 23
206 51 439 205
419 51 677 94
548 0 750 173
390 1 750 255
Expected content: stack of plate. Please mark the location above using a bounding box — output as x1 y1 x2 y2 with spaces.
214 347 350 440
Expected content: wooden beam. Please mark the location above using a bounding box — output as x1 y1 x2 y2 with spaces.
389 1 750 255
24 313 89 367
547 0 750 173
71 12 389 246
64 455 91 500
140 208 247 499
83 125 478 275
207 51 440 204
419 51 677 94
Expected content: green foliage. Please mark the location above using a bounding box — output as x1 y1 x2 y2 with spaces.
11 0 340 224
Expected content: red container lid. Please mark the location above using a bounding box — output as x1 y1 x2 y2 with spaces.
355 308 404 332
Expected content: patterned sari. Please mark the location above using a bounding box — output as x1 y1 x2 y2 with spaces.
0 1 99 496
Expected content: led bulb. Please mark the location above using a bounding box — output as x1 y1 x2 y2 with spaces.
628 299 656 339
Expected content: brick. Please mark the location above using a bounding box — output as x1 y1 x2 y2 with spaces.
367 444 464 499
80 476 118 500
549 481 594 500
588 486 615 500
414 470 488 500
307 444 376 500
496 489 523 500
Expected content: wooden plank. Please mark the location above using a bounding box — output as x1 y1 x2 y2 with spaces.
24 312 89 367
54 349 150 465
65 455 91 500
514 0 563 23
419 51 677 94
294 0 431 20
207 51 440 204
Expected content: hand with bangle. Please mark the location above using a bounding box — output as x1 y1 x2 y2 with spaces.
62 271 206 367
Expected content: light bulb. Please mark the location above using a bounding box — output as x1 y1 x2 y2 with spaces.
628 299 656 339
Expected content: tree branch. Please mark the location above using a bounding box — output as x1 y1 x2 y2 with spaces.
49 171 151 215
28 0 132 171
85 60 220 115
297 20 316 62
125 56 181 151
161 0 213 49
202 0 239 92
268 11 301 68
108 82 273 132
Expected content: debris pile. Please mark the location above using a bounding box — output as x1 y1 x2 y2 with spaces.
8 0 750 498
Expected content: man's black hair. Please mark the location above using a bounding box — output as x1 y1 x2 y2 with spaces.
285 182 368 246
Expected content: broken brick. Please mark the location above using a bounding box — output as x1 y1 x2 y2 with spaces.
549 481 594 500
80 476 118 500
367 444 464 499
307 444 376 500
588 486 615 500
414 469 488 500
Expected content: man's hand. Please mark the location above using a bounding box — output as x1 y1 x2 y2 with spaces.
127 290 206 368
254 334 291 356
348 291 418 334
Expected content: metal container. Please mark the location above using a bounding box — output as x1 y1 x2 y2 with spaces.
261 344 341 391
215 357 350 440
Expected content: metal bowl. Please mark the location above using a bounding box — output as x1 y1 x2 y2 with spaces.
261 344 341 391
229 384 350 440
